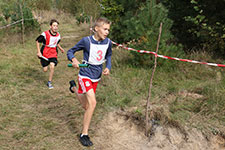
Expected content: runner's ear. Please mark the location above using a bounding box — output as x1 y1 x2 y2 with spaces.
94 26 98 32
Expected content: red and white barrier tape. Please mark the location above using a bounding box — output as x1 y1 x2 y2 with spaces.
0 18 35 30
112 41 225 67
89 28 225 67
0 19 23 30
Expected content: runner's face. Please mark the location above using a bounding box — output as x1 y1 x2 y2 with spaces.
95 23 110 41
50 22 58 33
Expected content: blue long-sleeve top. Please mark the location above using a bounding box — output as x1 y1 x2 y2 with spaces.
67 35 112 82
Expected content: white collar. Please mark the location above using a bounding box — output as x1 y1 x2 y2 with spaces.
92 35 99 41
92 35 104 44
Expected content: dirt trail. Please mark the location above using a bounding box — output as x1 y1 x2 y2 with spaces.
93 111 225 150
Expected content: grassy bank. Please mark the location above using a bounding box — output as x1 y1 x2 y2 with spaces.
105 49 225 135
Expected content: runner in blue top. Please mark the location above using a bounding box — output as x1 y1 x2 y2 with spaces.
67 17 112 147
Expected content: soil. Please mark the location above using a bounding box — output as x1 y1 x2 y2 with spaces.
92 110 225 150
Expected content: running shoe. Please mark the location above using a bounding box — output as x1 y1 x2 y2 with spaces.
69 80 76 93
79 134 93 147
47 81 53 89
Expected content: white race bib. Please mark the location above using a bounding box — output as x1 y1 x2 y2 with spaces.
88 39 109 65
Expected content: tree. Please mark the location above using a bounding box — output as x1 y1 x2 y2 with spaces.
101 0 183 66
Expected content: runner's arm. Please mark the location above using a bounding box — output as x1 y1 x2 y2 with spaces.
36 41 42 57
67 38 86 68
105 41 112 70
36 35 45 58
57 43 65 53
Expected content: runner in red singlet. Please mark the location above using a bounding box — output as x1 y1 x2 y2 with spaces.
36 19 65 89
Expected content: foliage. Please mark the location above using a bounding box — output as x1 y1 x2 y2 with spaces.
101 0 184 66
75 13 90 24
0 0 40 35
52 0 101 23
51 0 101 24
100 0 124 23
184 0 225 56
26 0 52 10
100 0 141 43
162 0 225 56
52 0 77 14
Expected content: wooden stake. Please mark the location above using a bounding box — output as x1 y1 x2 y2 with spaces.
145 22 163 136
20 3 25 46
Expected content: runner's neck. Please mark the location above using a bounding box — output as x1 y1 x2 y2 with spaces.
49 30 57 36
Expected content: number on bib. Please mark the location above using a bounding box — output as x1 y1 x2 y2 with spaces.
97 50 103 61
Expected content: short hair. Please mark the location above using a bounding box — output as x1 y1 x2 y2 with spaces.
93 17 111 31
50 19 59 26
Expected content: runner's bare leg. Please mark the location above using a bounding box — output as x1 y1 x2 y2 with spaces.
49 62 55 82
72 86 89 110
82 89 96 135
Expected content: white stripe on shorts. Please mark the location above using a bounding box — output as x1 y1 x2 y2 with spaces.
78 77 86 93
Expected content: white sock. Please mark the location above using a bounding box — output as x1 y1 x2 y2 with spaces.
81 134 88 137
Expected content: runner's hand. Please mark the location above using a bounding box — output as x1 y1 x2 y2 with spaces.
103 68 110 75
61 49 65 53
72 59 80 69
37 52 42 58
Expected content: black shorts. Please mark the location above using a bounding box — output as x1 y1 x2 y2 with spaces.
40 57 58 67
